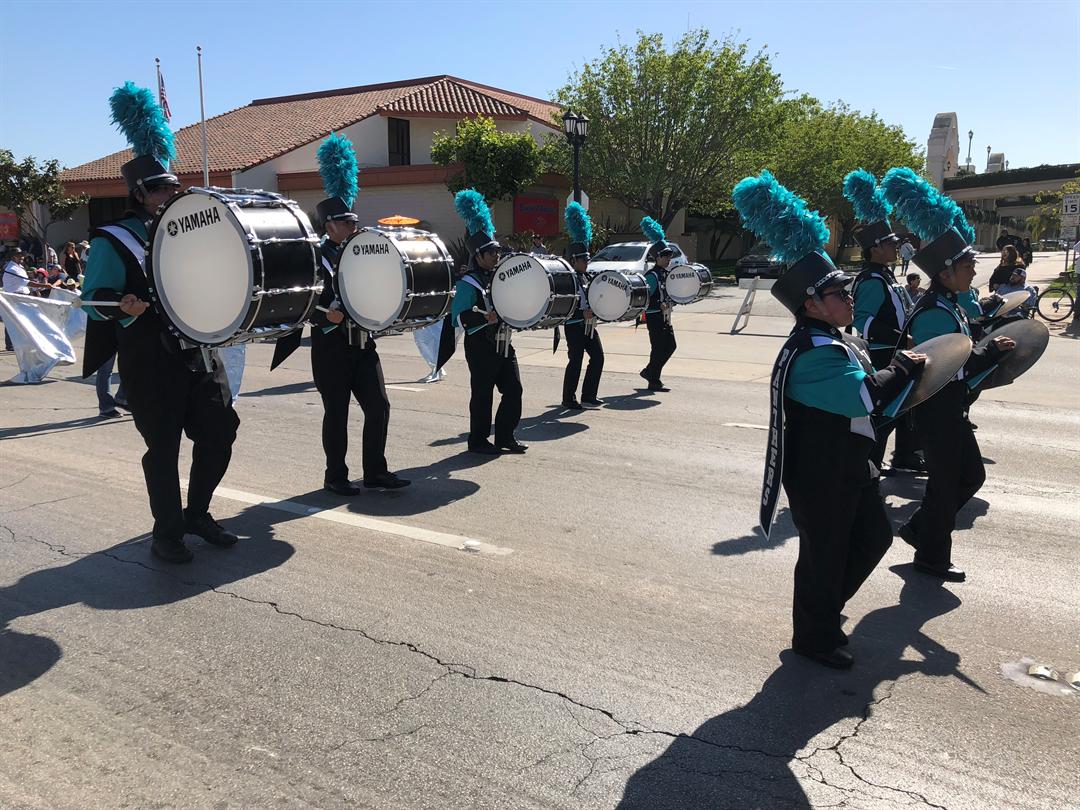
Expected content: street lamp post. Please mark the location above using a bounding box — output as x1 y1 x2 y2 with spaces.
966 130 973 166
562 111 589 204
986 145 992 170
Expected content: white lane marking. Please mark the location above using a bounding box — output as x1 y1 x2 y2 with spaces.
183 482 512 555
723 422 769 431
386 385 425 392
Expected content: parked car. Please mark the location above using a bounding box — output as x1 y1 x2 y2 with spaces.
734 242 786 281
587 241 689 275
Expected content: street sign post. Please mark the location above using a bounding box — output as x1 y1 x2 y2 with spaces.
566 190 589 211
1063 193 1080 217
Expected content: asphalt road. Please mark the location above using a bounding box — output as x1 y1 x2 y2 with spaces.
1 254 1078 809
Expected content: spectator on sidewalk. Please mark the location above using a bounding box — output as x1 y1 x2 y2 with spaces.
996 229 1021 251
1020 237 1033 267
899 238 916 272
62 241 84 282
905 273 925 302
989 245 1025 292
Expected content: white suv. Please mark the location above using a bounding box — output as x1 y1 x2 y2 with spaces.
586 241 689 275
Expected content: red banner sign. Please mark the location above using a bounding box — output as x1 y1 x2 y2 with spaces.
0 212 19 241
513 195 558 237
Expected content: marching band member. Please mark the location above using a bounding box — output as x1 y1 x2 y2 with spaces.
447 190 526 455
843 169 924 475
307 134 408 495
735 171 925 669
639 216 676 392
881 168 1015 583
561 202 604 409
81 83 239 563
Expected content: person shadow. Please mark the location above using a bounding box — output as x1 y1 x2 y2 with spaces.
600 391 662 412
0 507 294 699
0 414 126 442
711 509 796 556
429 406 588 449
617 567 973 809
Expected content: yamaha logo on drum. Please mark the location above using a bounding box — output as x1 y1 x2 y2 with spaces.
353 242 391 256
601 274 628 292
670 270 694 280
501 260 531 281
167 205 222 236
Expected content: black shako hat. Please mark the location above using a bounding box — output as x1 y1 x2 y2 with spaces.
853 220 899 251
121 154 179 194
646 240 674 261
565 241 590 261
912 227 978 277
466 231 500 255
316 197 358 224
771 251 853 315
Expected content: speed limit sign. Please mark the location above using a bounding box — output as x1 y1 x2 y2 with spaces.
1063 193 1080 217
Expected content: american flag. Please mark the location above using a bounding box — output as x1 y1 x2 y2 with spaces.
158 66 172 122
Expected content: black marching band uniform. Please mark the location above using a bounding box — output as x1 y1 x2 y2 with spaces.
735 171 923 669
81 82 239 563
561 202 604 409
446 190 526 455
894 230 1007 582
640 217 677 392
274 133 407 495
844 169 924 474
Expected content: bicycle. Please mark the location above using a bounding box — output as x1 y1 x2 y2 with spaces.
1036 268 1076 322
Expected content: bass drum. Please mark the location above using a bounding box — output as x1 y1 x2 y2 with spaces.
148 187 320 347
336 227 455 333
490 253 578 330
665 263 713 305
588 269 649 322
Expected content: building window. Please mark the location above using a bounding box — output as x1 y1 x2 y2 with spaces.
388 117 410 166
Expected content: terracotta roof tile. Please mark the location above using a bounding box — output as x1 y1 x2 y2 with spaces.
62 75 563 186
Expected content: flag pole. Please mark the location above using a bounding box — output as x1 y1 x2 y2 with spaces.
197 45 209 187
155 57 161 102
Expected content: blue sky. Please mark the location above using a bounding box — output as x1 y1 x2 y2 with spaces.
2 0 1077 173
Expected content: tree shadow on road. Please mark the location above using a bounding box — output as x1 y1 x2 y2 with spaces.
617 567 973 809
0 513 294 699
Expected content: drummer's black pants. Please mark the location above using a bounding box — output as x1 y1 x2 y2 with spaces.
563 322 604 402
785 474 893 653
119 334 239 542
464 333 522 446
907 383 985 566
311 328 389 483
868 347 920 468
643 311 676 382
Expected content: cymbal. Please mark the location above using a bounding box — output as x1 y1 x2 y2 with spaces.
992 290 1031 319
973 319 1049 389
901 333 972 412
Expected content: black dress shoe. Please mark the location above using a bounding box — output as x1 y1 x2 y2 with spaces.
648 381 670 392
891 455 927 474
495 440 528 454
467 441 501 456
562 399 583 410
99 409 122 419
913 557 966 582
364 472 411 489
151 535 194 563
897 522 919 550
581 398 603 408
794 646 854 670
324 479 362 496
184 511 239 547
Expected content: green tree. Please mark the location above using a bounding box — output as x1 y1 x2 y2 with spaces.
554 29 787 230
430 116 544 203
767 100 924 253
1031 176 1080 236
0 149 88 250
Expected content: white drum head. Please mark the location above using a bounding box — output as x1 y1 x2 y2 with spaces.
665 265 703 304
589 270 633 322
152 191 253 344
338 229 407 331
491 254 550 329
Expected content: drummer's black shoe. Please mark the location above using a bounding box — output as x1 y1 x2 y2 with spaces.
151 535 194 564
185 511 239 547
324 479 362 496
891 455 927 474
468 441 501 456
562 399 583 410
99 408 122 419
364 472 411 490
913 557 966 582
495 439 528 454
648 381 670 392
581 398 603 408
793 645 854 670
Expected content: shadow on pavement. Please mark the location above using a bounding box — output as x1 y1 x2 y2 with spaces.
241 380 317 398
0 515 294 699
600 391 662 411
0 414 128 442
617 567 972 809
711 509 795 556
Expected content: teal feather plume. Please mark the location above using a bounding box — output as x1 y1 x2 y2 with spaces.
842 169 892 224
731 170 829 264
880 167 957 243
317 133 359 207
565 202 592 246
640 216 666 243
109 81 175 166
454 189 494 238
950 206 976 243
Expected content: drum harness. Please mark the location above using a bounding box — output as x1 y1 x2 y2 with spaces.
463 272 512 357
